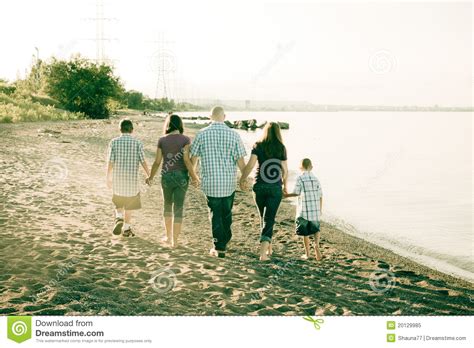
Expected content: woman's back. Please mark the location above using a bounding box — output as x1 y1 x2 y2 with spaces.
252 141 287 185
158 134 191 174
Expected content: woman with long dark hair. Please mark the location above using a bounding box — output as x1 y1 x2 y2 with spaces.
240 122 288 260
147 114 199 247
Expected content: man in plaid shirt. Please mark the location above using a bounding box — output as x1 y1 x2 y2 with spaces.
191 106 247 258
107 119 150 237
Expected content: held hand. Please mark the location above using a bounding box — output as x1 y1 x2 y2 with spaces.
240 178 249 191
191 176 201 188
145 177 153 186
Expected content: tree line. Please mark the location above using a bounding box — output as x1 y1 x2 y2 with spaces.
1 55 201 119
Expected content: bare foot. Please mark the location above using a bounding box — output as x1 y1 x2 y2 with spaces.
315 249 322 261
259 255 270 261
301 254 310 260
267 244 273 256
210 249 225 258
161 236 171 245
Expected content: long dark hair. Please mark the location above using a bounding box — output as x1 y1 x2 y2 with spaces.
257 122 285 158
164 114 184 134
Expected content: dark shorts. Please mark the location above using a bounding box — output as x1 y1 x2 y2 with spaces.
112 193 141 210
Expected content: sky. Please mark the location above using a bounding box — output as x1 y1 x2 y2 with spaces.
1 0 472 106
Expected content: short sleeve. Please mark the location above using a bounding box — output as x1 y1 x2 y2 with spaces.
138 141 145 164
293 176 302 195
184 135 191 146
107 141 115 163
281 145 288 161
251 143 259 156
317 179 323 197
157 137 163 149
233 133 247 161
190 132 201 157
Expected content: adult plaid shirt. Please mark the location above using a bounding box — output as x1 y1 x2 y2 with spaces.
190 122 247 198
107 134 145 197
293 171 323 221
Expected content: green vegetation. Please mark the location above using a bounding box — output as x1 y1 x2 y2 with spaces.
45 57 122 119
0 91 84 123
120 90 204 112
1 53 202 124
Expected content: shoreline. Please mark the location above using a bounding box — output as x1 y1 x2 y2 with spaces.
0 114 473 315
268 191 474 291
181 114 474 284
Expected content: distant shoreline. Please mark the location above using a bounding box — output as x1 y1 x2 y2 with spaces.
174 103 473 113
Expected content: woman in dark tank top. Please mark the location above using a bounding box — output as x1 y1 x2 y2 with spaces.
147 114 199 247
240 122 288 261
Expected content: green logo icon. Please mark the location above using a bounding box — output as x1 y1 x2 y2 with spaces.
303 316 324 330
387 321 396 330
387 333 396 343
7 316 32 343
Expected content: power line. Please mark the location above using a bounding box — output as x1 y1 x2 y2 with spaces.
84 0 118 64
148 33 176 100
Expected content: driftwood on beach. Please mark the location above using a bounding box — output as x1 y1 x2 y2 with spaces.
152 113 290 130
225 119 289 130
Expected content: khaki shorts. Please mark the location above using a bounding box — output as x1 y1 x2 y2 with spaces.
112 193 141 210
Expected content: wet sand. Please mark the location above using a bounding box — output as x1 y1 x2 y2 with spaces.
0 113 473 316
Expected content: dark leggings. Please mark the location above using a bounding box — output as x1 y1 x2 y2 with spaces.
161 171 189 223
253 184 283 242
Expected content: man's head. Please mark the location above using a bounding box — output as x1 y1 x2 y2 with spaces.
210 106 225 121
120 119 133 134
300 158 313 171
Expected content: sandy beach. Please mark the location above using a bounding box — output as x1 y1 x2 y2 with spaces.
0 113 473 316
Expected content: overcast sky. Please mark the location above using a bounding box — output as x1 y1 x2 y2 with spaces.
1 0 472 106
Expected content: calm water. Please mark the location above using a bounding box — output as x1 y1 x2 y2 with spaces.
182 111 473 281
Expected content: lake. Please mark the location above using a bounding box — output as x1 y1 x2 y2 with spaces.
182 111 473 281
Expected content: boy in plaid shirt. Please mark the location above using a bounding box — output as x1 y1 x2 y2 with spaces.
285 158 323 260
107 119 150 237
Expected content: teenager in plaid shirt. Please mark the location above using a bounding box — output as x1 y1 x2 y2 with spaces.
285 158 323 260
190 106 247 258
106 119 150 237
